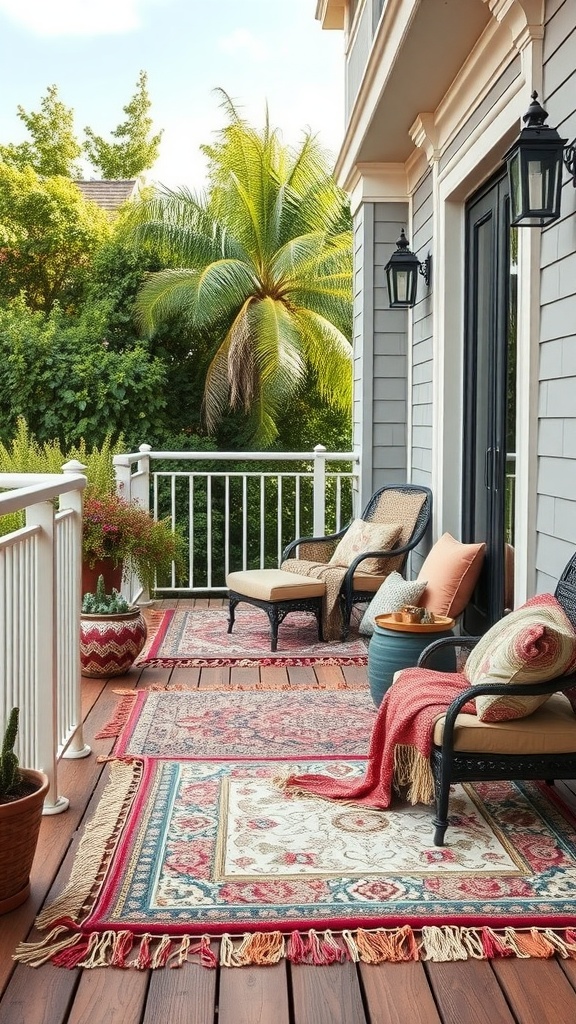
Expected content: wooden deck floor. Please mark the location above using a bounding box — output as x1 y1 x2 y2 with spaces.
3 599 576 1024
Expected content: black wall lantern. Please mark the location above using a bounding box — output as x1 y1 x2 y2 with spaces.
503 91 575 227
384 229 432 308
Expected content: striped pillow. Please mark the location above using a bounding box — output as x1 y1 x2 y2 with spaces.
464 594 576 722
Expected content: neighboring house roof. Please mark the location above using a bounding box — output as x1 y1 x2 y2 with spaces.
75 179 138 213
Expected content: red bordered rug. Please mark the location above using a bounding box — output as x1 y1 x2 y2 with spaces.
95 687 378 759
15 685 576 971
136 607 368 667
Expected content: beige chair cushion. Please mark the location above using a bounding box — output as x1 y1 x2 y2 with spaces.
226 569 325 602
351 571 391 593
433 693 576 754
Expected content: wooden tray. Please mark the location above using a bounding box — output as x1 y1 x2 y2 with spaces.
374 613 454 633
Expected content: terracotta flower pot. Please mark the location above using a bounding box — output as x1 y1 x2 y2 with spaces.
81 559 123 597
80 609 147 677
0 768 49 915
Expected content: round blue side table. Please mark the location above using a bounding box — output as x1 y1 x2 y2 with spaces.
367 614 456 707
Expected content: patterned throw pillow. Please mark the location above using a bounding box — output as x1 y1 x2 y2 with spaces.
464 594 576 722
359 572 428 636
328 520 402 575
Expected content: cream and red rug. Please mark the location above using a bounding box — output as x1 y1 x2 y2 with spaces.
136 607 368 667
15 689 576 970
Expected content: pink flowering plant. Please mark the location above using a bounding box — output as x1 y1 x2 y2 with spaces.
83 492 183 592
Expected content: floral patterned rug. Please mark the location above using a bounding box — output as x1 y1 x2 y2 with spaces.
16 708 576 970
97 688 377 759
136 607 368 667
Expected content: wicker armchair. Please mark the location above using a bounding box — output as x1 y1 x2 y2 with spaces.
418 552 576 845
282 484 433 639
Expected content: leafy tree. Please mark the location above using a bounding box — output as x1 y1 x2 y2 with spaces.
129 90 353 447
0 163 111 311
0 85 82 178
84 71 163 179
0 299 168 447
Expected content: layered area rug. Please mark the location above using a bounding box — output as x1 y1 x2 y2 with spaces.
96 688 377 759
16 689 576 970
136 607 368 667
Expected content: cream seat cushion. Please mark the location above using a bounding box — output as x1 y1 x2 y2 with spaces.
433 693 576 754
226 569 325 602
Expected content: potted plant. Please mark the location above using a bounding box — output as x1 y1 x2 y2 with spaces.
80 575 148 677
0 708 49 915
82 492 183 594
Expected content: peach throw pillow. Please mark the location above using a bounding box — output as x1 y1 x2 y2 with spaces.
417 533 485 618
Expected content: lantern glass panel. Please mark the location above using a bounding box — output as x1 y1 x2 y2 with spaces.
386 263 418 308
508 141 563 226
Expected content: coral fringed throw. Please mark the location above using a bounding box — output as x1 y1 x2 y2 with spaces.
282 667 474 807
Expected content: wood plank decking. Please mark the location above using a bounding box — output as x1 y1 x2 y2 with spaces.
2 599 576 1024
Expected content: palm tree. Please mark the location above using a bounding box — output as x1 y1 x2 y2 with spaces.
130 91 353 446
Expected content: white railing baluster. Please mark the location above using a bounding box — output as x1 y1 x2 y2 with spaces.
335 474 342 532
0 470 87 814
295 475 301 541
207 475 213 588
260 477 265 567
277 476 283 565
242 476 248 570
224 476 230 580
189 475 194 588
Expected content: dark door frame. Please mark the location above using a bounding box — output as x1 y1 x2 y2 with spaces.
462 168 512 634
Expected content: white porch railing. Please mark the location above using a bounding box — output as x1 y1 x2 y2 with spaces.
0 466 90 813
113 445 359 595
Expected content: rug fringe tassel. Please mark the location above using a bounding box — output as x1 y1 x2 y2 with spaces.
35 760 142 932
94 692 139 739
287 929 348 965
14 925 576 970
220 931 286 966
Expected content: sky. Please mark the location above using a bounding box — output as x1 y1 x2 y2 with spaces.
0 0 345 190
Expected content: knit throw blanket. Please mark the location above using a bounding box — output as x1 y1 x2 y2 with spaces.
283 667 475 806
280 558 348 641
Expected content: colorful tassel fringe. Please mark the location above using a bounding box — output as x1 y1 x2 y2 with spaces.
13 925 576 971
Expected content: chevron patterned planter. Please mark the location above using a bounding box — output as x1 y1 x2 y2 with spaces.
80 610 147 677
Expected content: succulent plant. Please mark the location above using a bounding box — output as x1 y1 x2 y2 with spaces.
81 574 132 615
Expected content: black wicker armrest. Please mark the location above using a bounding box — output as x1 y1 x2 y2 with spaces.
438 671 576 755
417 635 481 668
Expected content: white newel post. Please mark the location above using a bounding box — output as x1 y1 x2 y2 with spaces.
113 454 133 502
134 444 152 603
312 445 327 536
26 500 68 814
113 449 153 605
60 463 91 760
135 444 152 512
